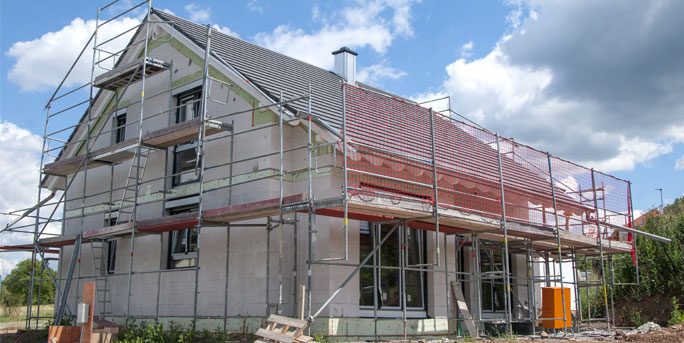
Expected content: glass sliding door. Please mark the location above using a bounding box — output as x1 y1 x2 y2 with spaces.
480 247 508 313
359 222 427 317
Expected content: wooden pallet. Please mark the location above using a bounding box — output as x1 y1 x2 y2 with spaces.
254 315 314 343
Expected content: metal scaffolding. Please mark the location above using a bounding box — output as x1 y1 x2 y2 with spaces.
0 0 670 339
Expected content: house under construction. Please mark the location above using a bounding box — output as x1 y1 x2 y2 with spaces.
0 1 672 339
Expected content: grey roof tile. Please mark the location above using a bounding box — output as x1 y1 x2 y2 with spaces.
152 9 346 130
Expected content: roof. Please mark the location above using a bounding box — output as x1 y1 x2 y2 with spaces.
152 9 347 129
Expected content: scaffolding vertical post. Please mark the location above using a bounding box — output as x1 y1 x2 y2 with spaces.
125 0 152 324
609 255 616 327
27 85 55 329
444 232 451 337
527 240 536 336
590 169 611 330
571 248 581 332
473 234 482 334
266 220 272 315
401 221 408 341
495 134 513 335
278 90 284 314
306 83 314 320
428 108 441 266
372 222 378 341
192 22 212 325
583 255 590 321
628 181 640 285
547 152 568 332
224 118 235 330
341 83 349 261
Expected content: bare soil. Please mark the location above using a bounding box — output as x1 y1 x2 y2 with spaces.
0 324 682 343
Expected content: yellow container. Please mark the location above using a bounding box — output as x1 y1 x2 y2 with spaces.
541 287 571 329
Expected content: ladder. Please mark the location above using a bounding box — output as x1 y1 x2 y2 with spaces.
118 146 153 223
90 239 113 318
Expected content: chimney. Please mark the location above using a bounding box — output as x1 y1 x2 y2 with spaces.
332 46 357 83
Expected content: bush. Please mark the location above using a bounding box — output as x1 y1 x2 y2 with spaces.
0 287 21 317
668 297 684 327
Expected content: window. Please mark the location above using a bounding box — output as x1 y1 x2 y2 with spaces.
107 240 117 274
480 248 508 312
359 222 426 316
114 112 126 143
168 207 199 269
104 213 118 274
172 89 202 186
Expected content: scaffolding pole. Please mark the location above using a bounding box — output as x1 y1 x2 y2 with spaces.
495 134 513 335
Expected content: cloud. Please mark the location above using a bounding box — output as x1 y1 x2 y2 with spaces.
6 17 140 92
184 3 212 23
357 60 407 86
427 0 684 172
0 122 53 275
254 0 417 71
212 24 240 38
247 0 266 14
676 155 684 171
460 41 473 58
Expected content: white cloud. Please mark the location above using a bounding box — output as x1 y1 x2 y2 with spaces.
247 0 266 14
675 155 684 171
460 41 473 58
212 24 240 38
184 3 212 23
6 17 140 92
424 1 684 172
0 122 48 275
254 0 416 70
357 60 407 86
591 137 673 172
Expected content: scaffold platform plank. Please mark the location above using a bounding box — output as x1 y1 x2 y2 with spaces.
45 194 308 244
93 57 170 91
340 196 632 254
39 234 79 247
43 118 222 176
204 193 308 223
0 244 58 254
82 222 134 239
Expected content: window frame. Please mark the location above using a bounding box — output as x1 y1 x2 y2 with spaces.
104 212 119 274
114 112 127 143
107 240 117 274
167 206 199 269
479 247 510 313
172 88 202 187
359 222 427 317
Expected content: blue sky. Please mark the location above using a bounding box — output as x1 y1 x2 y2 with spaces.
1 1 683 272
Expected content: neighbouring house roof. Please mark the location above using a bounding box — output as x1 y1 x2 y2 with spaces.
634 208 659 227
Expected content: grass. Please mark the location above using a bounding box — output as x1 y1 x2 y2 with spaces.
0 305 54 324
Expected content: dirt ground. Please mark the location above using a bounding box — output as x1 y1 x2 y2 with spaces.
0 324 682 343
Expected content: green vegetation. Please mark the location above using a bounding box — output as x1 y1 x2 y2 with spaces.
118 321 236 343
608 196 684 326
2 258 57 305
669 297 684 326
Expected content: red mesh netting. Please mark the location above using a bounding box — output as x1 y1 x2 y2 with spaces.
342 84 633 244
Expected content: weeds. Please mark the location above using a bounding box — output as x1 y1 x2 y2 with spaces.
668 297 684 326
118 321 233 343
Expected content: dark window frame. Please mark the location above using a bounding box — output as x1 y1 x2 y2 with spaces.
167 206 199 269
359 222 427 314
115 112 127 143
172 89 202 186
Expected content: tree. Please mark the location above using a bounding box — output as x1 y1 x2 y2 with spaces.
2 258 57 305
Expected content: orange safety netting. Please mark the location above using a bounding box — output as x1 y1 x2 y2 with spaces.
341 84 633 250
